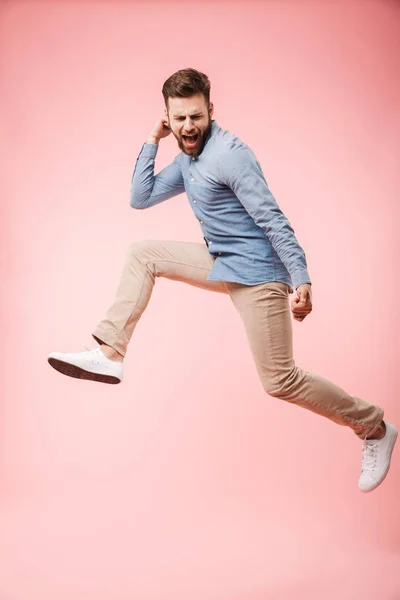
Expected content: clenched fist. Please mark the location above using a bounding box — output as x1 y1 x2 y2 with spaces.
148 115 172 144
291 283 312 322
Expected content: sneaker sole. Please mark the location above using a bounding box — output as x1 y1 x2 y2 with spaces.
359 430 398 493
48 357 121 384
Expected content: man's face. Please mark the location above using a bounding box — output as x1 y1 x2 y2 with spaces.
165 93 214 157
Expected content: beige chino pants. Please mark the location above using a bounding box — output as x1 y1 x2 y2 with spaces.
92 240 384 440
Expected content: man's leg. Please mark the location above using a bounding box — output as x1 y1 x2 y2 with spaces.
48 240 228 383
224 280 398 492
91 239 227 358
223 280 384 439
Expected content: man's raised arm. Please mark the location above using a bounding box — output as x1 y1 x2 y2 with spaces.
130 116 184 209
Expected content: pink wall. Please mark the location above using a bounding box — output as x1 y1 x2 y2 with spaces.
1 1 399 598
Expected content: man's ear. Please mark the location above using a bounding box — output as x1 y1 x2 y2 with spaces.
209 102 214 118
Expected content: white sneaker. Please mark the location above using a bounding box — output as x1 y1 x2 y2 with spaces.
47 344 123 384
358 421 398 492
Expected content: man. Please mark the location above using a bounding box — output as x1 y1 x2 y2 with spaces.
48 67 397 493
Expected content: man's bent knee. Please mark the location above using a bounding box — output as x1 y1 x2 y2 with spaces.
126 240 156 261
263 367 301 399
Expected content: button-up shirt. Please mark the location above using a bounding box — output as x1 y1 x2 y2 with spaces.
130 119 312 291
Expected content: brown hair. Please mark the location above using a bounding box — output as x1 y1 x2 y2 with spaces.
162 68 211 109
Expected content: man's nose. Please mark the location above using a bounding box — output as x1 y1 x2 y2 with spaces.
183 118 195 131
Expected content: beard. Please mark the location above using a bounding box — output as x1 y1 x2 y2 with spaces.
175 115 213 156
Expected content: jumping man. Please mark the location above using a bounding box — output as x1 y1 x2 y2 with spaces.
48 68 397 493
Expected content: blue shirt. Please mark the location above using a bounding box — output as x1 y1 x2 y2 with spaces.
130 119 312 291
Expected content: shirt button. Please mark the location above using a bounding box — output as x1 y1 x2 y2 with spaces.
200 220 203 224
192 157 195 161
218 252 222 255
190 178 194 182
193 200 197 204
209 241 213 245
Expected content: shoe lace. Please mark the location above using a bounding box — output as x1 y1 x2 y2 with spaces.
82 344 94 352
81 343 101 363
361 439 380 473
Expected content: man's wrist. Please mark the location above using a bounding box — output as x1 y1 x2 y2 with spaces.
146 137 159 145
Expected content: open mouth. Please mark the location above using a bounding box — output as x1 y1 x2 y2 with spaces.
182 133 199 148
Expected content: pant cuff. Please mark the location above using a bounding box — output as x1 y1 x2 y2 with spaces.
91 330 126 358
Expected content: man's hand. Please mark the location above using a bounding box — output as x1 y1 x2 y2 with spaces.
291 283 312 322
147 115 172 144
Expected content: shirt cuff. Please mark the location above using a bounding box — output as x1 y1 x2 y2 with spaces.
292 269 312 290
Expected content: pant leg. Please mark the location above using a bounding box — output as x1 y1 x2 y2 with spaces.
223 280 384 440
92 240 227 357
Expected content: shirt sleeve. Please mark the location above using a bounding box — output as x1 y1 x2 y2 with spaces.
217 145 312 290
130 143 185 209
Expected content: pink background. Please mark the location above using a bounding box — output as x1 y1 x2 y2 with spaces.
1 0 399 598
